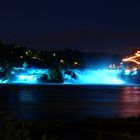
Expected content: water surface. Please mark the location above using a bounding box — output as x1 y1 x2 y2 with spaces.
0 84 140 122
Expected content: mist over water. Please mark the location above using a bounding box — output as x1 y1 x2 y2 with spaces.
64 69 125 85
0 68 126 85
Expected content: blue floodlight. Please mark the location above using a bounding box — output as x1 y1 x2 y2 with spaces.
0 67 125 85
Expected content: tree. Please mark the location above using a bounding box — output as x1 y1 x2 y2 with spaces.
47 65 64 83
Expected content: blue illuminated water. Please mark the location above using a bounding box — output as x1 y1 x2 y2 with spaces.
1 67 138 122
0 68 125 85
66 69 124 84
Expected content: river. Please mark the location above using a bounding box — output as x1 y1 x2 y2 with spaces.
0 84 140 122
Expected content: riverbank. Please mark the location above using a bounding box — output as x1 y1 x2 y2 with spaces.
1 112 140 140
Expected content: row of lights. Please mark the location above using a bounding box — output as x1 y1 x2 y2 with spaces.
122 51 140 65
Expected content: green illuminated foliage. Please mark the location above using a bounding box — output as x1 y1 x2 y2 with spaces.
48 65 64 83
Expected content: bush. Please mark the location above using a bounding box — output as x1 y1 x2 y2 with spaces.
47 65 64 83
0 112 32 140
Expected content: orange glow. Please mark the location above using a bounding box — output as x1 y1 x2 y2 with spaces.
122 51 140 65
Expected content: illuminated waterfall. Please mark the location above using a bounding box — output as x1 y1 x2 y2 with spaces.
64 69 125 84
0 67 125 85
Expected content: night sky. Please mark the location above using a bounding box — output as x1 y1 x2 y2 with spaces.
0 0 140 53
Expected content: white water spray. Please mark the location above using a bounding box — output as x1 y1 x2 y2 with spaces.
64 69 125 84
0 68 125 85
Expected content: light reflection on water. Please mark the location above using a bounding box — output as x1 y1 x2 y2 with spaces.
118 86 140 117
0 85 140 122
18 90 34 102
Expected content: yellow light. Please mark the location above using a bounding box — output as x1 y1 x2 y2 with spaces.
128 59 140 64
52 53 56 57
132 67 137 71
60 59 64 63
137 51 140 53
74 62 79 65
122 55 137 61
32 57 37 59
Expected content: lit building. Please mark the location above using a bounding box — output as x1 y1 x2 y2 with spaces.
122 51 140 69
121 51 140 76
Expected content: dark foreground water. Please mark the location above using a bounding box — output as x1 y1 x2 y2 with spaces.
0 84 140 122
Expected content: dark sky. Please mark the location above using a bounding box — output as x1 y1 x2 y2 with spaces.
0 0 140 53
